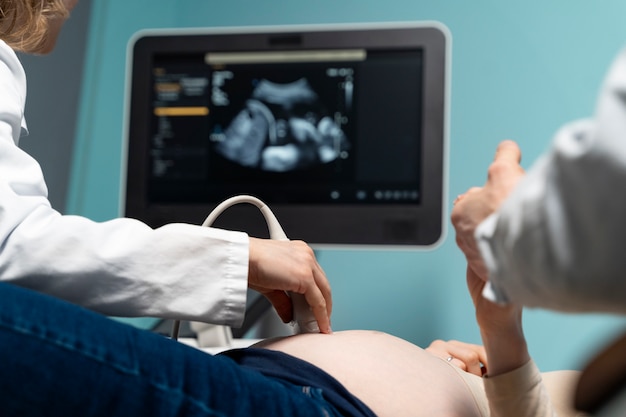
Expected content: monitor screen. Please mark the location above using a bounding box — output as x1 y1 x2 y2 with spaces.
123 22 449 248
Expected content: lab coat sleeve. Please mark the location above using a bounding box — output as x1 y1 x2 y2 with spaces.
476 47 626 314
0 42 248 326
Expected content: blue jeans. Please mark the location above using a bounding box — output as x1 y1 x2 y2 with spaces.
0 282 340 417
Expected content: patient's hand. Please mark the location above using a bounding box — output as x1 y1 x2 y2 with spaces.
465 266 530 377
425 339 487 376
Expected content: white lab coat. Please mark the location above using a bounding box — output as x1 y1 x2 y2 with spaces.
0 40 249 326
477 47 626 314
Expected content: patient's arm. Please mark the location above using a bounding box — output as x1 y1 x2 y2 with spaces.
466 266 530 376
466 267 566 417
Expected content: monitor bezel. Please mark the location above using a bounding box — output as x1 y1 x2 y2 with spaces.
122 22 450 249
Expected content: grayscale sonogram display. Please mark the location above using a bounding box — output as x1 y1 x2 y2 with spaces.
147 49 424 205
210 69 352 173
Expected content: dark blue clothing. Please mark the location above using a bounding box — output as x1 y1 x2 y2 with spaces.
220 348 377 417
0 282 351 417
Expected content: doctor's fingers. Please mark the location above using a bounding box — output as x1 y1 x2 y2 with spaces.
452 187 481 206
299 262 333 333
261 290 294 324
249 266 332 331
286 241 333 330
453 141 520 207
450 187 489 275
314 261 333 319
493 140 521 165
486 141 525 192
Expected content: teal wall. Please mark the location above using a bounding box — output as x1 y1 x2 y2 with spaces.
68 0 626 371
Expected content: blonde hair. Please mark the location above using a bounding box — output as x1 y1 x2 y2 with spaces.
0 0 69 52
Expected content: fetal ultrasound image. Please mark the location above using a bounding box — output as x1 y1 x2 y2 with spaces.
211 74 352 172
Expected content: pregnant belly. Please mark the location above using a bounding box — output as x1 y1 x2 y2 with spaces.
252 330 485 417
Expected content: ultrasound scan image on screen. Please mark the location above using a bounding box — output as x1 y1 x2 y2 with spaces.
211 71 351 172
148 49 423 207
125 23 448 247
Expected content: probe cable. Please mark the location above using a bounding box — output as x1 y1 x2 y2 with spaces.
170 195 319 340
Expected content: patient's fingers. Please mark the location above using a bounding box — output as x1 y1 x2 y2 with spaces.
425 339 487 377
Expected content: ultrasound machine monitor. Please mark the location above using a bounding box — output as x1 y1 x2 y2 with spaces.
122 22 450 248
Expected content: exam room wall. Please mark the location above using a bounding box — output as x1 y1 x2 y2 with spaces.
67 0 626 371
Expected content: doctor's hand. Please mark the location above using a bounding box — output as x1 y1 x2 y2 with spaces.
451 140 525 280
247 238 332 334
